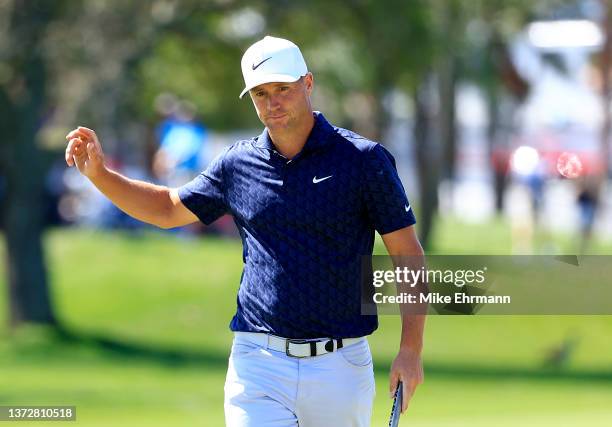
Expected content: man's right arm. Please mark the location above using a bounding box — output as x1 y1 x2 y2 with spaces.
65 126 198 229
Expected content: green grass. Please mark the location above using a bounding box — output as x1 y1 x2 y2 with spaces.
1 217 612 426
3 330 612 427
2 330 612 427
427 215 612 255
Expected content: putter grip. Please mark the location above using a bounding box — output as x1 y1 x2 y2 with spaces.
388 381 403 427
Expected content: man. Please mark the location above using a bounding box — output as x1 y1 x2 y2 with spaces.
65 35 425 427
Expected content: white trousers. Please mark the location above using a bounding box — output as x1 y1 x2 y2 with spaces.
224 332 376 427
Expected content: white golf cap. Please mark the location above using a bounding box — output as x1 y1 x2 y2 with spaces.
239 36 308 98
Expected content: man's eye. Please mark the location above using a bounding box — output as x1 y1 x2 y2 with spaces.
256 92 265 97
280 86 289 91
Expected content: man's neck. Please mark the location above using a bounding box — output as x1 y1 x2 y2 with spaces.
268 113 315 159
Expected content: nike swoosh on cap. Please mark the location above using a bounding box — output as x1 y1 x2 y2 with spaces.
252 57 272 70
312 175 333 184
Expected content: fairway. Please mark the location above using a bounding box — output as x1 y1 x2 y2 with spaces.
1 225 612 426
2 338 612 427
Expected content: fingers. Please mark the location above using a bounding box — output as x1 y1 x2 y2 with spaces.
65 137 84 166
78 127 101 148
65 126 102 168
65 139 73 166
389 370 423 414
389 351 424 415
65 130 90 145
389 371 400 398
65 126 99 145
86 141 101 161
77 126 96 136
401 380 413 413
400 373 423 413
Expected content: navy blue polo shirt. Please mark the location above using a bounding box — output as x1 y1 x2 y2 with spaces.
178 112 416 338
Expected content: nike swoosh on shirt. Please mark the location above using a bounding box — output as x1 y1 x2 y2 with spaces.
313 175 333 184
252 57 272 70
405 204 411 212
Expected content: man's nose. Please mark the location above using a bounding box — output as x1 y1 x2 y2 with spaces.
267 94 281 111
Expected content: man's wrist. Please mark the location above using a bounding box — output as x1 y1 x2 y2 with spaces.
87 163 109 182
398 343 423 356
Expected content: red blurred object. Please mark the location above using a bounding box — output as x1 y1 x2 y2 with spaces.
491 126 606 178
556 152 583 178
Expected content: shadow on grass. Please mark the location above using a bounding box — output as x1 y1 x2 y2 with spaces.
53 326 612 383
414 363 612 383
55 325 229 369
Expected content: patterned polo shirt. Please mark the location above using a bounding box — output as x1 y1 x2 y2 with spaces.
178 112 416 338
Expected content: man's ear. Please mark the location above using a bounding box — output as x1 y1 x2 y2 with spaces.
304 72 314 94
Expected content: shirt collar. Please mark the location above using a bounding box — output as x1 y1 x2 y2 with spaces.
254 111 335 154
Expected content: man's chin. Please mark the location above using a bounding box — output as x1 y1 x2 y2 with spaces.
266 116 290 129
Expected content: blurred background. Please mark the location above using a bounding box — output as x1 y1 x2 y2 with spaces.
1 0 612 425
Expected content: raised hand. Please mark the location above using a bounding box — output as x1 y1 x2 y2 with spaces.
65 126 105 179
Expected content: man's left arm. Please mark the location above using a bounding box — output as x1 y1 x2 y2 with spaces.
381 225 426 413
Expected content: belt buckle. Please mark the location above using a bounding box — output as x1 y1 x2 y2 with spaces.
285 338 313 358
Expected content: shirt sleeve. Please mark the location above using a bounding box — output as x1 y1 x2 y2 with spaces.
177 147 230 225
361 144 416 235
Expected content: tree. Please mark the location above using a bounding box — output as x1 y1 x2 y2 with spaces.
0 0 245 329
0 0 60 326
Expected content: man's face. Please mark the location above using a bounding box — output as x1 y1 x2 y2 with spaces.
249 73 314 131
